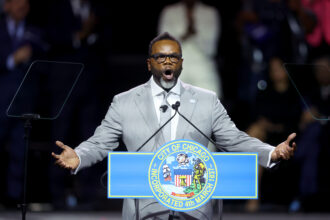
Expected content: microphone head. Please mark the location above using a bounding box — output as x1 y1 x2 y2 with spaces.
160 105 168 112
172 101 180 110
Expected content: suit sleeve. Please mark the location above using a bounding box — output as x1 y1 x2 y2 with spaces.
211 95 275 167
74 95 123 173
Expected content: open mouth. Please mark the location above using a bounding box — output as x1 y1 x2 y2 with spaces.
163 70 174 81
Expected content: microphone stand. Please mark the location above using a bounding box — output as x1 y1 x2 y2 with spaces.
169 102 224 220
136 110 178 152
136 108 178 220
171 102 223 151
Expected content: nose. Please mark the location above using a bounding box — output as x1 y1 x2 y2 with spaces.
163 56 172 64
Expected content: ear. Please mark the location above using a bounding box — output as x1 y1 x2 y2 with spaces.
147 58 151 71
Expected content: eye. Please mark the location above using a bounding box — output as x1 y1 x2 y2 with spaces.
169 55 179 61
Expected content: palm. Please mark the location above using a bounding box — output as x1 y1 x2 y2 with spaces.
52 141 79 170
61 148 78 166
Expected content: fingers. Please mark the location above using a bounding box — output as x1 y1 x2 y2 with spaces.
279 148 290 160
55 161 70 169
55 140 69 150
285 133 296 145
280 143 296 160
291 142 297 157
292 142 297 151
55 140 65 148
52 148 70 169
54 156 73 170
273 136 297 161
51 152 60 160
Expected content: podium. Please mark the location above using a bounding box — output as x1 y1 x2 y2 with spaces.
107 140 258 212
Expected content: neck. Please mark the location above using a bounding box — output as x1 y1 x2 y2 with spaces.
184 0 197 9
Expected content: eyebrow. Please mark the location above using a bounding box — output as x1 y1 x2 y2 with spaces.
151 53 182 56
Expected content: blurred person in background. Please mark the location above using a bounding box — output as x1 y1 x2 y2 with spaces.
301 0 330 60
0 0 47 207
158 0 222 99
245 57 302 212
46 0 107 210
236 0 315 104
290 56 330 212
158 0 222 154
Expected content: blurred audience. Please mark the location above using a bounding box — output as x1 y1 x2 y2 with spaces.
46 0 106 210
290 56 330 212
245 57 302 212
236 0 315 103
0 0 47 207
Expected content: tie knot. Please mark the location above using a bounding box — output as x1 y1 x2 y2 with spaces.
161 91 170 105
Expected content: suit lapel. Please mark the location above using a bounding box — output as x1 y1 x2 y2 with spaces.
176 83 198 140
134 81 165 146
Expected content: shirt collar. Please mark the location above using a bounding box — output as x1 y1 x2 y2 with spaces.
150 76 181 97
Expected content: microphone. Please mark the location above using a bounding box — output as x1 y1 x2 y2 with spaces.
136 105 177 152
171 101 224 152
171 101 180 111
160 105 168 113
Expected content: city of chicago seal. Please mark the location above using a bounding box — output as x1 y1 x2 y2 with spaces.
148 140 218 211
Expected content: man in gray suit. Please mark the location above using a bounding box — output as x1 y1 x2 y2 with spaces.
52 32 296 219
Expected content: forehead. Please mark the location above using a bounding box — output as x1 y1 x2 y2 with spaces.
151 40 181 55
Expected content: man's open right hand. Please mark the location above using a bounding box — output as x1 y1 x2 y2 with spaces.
51 141 80 170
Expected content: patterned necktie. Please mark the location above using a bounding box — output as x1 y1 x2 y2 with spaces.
160 92 171 143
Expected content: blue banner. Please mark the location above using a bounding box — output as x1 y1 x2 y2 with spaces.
108 153 258 199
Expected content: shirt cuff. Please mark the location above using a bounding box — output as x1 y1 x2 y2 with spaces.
6 54 15 70
267 148 278 168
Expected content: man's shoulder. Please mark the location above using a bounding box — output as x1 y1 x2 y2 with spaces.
114 82 149 100
181 81 217 98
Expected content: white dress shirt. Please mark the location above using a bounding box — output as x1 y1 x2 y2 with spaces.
150 76 180 141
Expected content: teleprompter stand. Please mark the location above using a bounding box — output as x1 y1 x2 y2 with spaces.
19 114 40 220
6 61 84 220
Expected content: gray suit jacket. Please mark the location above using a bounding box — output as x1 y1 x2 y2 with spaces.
74 79 274 219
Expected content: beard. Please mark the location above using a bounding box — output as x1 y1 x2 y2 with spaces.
151 65 182 90
160 77 176 90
